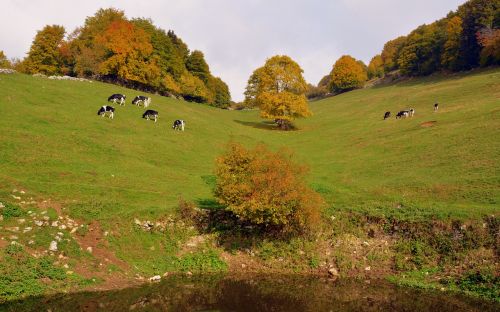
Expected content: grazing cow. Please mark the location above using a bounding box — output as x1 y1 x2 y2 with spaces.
142 110 158 122
434 103 439 111
108 94 126 106
97 106 115 119
409 108 415 117
396 110 409 119
132 95 151 107
384 111 391 120
172 119 185 131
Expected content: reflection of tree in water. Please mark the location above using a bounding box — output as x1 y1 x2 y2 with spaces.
3 274 498 311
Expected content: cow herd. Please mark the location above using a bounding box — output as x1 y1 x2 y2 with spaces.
384 103 438 120
97 94 185 131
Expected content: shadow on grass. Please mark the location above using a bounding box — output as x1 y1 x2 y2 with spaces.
234 119 301 131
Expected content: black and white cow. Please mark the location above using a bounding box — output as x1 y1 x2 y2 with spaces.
396 110 409 119
409 108 415 117
384 111 391 120
132 95 151 107
142 110 158 122
434 103 439 111
172 119 185 131
108 94 126 106
97 106 115 119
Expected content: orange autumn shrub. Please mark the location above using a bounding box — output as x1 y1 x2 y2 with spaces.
214 143 323 235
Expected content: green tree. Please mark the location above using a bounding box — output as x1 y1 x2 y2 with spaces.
214 143 323 235
186 50 210 83
207 76 231 108
367 54 384 79
244 55 311 129
21 25 66 75
329 55 368 93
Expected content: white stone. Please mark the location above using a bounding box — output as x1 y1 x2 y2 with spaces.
49 241 58 252
10 235 18 240
20 190 25 194
365 266 371 271
51 221 59 227
18 219 26 224
86 246 93 253
70 227 78 234
34 220 44 226
23 227 32 233
28 240 35 245
149 275 161 282
59 224 67 230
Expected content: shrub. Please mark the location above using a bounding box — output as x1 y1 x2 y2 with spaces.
1 203 24 219
214 143 323 235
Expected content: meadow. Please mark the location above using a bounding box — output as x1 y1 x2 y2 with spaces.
0 69 499 294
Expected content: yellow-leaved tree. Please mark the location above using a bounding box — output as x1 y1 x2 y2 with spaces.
329 55 368 93
244 55 311 130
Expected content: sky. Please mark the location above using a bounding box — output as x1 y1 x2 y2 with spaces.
1 0 466 101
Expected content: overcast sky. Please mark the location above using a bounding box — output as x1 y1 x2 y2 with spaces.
1 0 466 101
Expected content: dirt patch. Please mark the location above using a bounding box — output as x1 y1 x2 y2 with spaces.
420 121 437 128
37 200 64 215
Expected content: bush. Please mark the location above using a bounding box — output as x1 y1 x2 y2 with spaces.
1 203 24 219
214 143 323 235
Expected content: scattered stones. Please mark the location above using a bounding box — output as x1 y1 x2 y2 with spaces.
70 227 78 234
104 231 109 236
0 68 16 74
66 271 74 275
241 263 247 269
149 275 161 282
59 224 67 230
23 227 32 233
9 235 18 240
0 202 4 208
163 272 169 277
34 220 44 226
49 241 58 252
20 190 25 194
11 195 21 200
6 226 19 232
365 266 371 271
28 240 35 245
63 264 69 269
18 218 26 224
51 221 59 227
86 246 93 253
363 241 370 246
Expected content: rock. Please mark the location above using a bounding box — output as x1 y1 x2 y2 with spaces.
0 215 3 222
49 241 58 252
51 221 59 227
363 241 370 246
66 271 73 275
241 263 247 269
34 220 44 226
57 232 64 236
149 275 161 282
18 219 26 224
163 272 169 277
186 271 193 276
59 224 67 230
70 227 77 234
10 235 18 240
134 218 141 225
365 266 371 271
63 264 69 269
86 246 93 253
28 240 34 245
43 216 49 221
23 227 32 233
104 231 109 236
328 267 339 279
0 202 4 208
11 195 21 200
20 190 25 194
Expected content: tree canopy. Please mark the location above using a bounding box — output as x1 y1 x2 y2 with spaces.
17 8 231 108
244 55 311 129
329 55 368 93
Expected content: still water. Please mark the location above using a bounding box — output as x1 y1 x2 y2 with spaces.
1 274 498 311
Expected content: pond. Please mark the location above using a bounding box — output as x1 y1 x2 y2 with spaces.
1 274 498 311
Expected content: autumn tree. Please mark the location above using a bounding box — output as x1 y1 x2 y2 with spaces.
70 8 126 76
329 55 368 93
477 27 500 66
214 143 322 235
0 51 10 68
367 54 384 79
21 25 66 75
97 20 160 85
244 55 311 129
186 50 210 83
441 16 464 70
381 36 407 72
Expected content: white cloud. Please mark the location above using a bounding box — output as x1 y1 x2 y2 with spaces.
1 0 467 101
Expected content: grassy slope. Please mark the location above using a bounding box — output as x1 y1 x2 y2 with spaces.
0 69 499 275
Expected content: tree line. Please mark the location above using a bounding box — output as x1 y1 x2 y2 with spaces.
308 0 499 99
3 8 231 108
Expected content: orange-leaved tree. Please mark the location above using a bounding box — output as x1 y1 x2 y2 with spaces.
329 55 368 93
244 55 311 130
97 20 160 85
214 143 323 235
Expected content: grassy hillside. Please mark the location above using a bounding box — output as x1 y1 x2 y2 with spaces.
1 69 498 222
0 69 499 300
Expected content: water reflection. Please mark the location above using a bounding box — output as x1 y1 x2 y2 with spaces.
2 274 498 311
